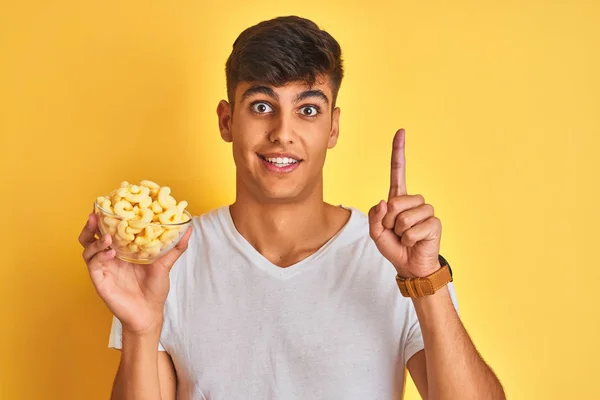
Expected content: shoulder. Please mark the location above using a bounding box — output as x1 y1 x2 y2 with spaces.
162 207 226 318
335 205 395 270
169 206 226 273
190 206 226 232
337 205 375 249
182 205 232 248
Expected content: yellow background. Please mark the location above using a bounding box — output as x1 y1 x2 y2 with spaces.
1 0 599 399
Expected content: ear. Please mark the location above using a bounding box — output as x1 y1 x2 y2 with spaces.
327 107 341 149
217 100 233 143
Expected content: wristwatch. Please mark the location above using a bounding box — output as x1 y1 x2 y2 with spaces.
396 254 453 298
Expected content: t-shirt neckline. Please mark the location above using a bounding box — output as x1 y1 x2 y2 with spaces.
218 205 358 279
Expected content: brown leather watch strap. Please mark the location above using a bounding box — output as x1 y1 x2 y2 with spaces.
396 263 453 298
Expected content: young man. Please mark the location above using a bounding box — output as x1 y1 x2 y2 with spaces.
79 16 505 400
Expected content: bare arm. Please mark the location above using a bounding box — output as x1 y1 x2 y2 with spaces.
78 212 191 400
367 130 505 399
406 350 428 399
110 328 176 400
406 287 505 400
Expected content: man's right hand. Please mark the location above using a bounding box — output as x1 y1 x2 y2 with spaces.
79 210 192 336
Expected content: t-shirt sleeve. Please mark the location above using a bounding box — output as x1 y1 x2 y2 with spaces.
108 315 166 351
403 281 460 365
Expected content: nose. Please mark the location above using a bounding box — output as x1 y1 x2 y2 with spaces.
268 115 294 144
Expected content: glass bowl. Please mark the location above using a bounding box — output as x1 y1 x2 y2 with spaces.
94 199 192 264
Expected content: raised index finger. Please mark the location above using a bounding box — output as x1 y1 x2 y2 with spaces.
388 128 407 199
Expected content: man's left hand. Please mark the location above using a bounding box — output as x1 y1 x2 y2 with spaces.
368 128 442 279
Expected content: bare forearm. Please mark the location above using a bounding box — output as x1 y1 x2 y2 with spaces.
413 287 505 400
111 327 163 400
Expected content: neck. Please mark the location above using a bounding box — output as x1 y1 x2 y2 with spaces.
229 180 350 268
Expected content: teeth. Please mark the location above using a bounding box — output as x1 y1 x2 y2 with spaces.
265 156 298 165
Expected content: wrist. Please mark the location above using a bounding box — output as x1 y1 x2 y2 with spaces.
122 316 164 340
120 320 164 374
396 254 449 279
396 255 453 298
412 284 451 305
411 286 456 330
397 260 442 279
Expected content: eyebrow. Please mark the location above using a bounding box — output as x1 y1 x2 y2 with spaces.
240 85 330 105
294 89 329 105
241 85 279 103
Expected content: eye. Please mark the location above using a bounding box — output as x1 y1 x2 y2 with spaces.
298 105 320 117
251 102 273 114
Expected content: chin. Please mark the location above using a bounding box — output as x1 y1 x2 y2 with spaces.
261 191 302 203
256 186 305 203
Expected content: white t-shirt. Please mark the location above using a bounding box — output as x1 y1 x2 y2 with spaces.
109 205 458 399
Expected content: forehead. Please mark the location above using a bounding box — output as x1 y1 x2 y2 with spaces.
235 76 333 104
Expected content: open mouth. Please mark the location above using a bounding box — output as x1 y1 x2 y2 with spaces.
257 154 302 168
